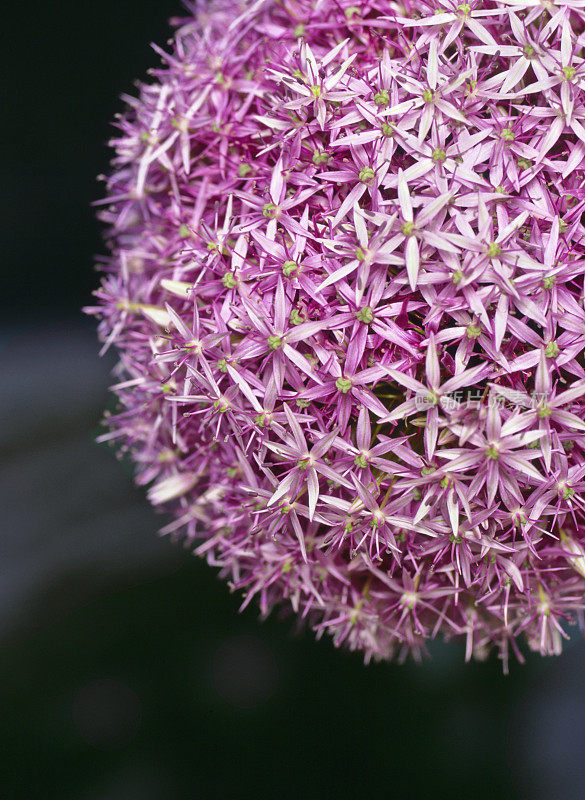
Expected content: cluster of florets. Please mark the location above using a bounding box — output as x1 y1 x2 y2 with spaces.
88 0 585 669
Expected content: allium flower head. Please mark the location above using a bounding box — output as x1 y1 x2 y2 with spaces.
88 0 585 669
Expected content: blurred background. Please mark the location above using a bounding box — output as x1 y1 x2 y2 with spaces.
1 1 585 798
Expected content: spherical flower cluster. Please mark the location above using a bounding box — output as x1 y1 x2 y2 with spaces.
88 0 585 669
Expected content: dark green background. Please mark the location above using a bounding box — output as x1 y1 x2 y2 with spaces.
1 2 584 797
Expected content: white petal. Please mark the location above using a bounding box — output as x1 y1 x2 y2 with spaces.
405 236 420 290
160 279 193 299
148 473 198 505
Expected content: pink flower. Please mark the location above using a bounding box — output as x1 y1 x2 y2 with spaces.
88 0 585 670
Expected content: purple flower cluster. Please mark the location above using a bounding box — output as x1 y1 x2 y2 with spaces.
88 0 585 668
